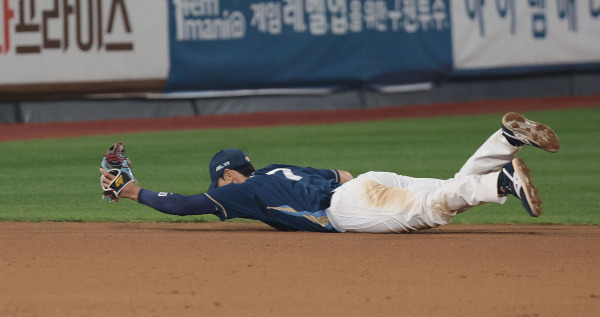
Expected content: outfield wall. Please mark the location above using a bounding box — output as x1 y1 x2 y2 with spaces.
2 72 599 124
1 1 599 123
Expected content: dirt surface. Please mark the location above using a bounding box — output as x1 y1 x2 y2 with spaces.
1 222 599 317
2 96 600 316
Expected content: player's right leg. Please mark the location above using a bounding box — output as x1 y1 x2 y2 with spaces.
497 158 542 217
422 157 542 222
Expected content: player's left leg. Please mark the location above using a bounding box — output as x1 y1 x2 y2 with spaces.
501 112 560 153
455 129 519 178
455 112 560 178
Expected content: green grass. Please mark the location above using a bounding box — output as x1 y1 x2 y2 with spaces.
0 108 598 224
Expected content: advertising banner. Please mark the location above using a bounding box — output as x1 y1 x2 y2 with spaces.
2 0 597 97
165 0 454 92
0 0 169 88
451 0 600 72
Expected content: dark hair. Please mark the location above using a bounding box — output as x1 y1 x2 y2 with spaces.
221 164 255 179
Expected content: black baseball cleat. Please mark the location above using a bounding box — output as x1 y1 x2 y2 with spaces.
502 112 560 153
497 158 542 217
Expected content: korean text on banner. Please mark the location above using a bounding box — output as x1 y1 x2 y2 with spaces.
451 0 600 71
0 0 170 85
166 0 453 92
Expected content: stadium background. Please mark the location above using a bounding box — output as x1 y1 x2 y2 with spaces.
1 0 599 124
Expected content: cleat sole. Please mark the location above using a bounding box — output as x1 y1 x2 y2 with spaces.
502 112 560 153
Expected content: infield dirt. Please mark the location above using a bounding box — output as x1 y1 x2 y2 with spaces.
2 222 599 317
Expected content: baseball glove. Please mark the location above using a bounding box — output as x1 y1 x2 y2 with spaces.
100 142 136 202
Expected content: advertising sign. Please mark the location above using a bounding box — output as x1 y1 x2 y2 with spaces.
165 0 453 91
0 0 169 86
451 0 600 71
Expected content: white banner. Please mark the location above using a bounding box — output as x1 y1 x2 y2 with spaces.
0 0 169 85
451 0 600 70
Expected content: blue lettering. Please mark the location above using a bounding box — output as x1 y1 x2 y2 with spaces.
529 0 547 39
558 0 577 32
465 0 486 36
496 0 516 34
592 0 600 18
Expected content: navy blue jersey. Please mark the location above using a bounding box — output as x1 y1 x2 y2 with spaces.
207 164 341 232
138 164 342 232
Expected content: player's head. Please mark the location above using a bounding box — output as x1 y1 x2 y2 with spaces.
208 148 255 191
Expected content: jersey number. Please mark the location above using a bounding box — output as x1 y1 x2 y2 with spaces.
266 168 303 181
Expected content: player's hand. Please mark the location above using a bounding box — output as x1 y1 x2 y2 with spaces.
100 168 141 201
100 142 139 202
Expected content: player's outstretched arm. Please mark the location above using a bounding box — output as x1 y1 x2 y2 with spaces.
100 168 141 201
100 168 219 217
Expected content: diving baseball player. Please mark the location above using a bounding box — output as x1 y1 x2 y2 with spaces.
100 112 560 233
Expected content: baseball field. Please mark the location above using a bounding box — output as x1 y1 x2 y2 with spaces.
1 97 599 316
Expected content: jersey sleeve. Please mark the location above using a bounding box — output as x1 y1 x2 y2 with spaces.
137 189 224 218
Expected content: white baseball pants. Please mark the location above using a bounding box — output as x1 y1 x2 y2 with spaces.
326 130 520 233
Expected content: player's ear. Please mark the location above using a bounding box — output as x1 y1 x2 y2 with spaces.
222 169 233 182
216 170 231 188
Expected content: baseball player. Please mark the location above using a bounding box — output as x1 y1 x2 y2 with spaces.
100 112 560 233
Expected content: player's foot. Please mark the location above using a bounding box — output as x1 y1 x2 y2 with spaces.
497 158 542 217
502 112 560 153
